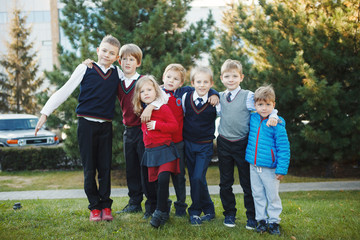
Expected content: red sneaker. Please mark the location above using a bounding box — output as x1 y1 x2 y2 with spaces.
89 209 102 222
101 208 114 221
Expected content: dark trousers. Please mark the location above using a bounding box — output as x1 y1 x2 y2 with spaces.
123 126 144 206
141 165 172 213
142 164 157 214
157 171 171 212
185 140 215 216
171 141 187 211
77 118 113 210
217 135 255 220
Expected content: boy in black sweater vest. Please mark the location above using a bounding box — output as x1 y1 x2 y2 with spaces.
35 35 123 222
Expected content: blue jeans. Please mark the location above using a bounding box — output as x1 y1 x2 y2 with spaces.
185 140 215 216
250 164 282 224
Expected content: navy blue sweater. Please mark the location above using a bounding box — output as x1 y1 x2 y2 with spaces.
76 64 120 120
183 91 217 143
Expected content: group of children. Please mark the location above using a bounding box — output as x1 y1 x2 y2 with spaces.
35 35 290 235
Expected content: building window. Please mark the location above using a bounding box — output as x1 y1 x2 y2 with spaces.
0 12 8 23
26 11 51 23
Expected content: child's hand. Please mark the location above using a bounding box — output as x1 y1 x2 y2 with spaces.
82 59 94 68
208 95 219 106
141 105 155 123
35 114 47 136
276 174 284 181
146 121 155 130
266 117 278 127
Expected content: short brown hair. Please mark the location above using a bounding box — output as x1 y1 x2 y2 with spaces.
221 59 243 75
119 43 143 64
163 63 187 83
254 85 276 103
101 35 121 52
190 66 213 83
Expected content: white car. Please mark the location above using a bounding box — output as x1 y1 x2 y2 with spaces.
0 114 59 147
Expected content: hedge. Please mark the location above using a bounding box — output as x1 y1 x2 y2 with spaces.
0 145 82 171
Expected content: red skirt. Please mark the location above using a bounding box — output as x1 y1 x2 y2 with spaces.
148 158 180 182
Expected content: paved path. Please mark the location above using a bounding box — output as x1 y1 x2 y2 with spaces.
1 181 359 201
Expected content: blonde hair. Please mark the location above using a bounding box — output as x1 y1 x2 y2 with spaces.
119 43 143 64
190 66 213 83
254 85 276 103
132 75 164 116
163 63 187 83
221 59 243 75
101 35 121 52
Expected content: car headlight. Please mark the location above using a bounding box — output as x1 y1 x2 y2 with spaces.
48 137 55 144
18 139 26 146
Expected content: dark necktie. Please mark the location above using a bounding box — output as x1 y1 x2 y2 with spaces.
164 89 174 95
197 97 203 107
226 92 232 102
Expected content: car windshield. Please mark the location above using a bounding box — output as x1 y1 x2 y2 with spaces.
0 118 38 130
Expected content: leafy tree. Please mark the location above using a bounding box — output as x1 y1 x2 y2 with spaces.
0 8 43 113
42 0 215 165
212 0 360 171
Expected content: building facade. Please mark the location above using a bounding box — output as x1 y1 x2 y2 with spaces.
0 0 229 74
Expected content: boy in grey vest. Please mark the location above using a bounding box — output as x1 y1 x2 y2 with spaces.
215 59 278 229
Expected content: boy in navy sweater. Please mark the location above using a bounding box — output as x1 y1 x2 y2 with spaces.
182 66 218 225
35 35 123 222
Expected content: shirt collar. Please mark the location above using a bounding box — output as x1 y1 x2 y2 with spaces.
226 86 241 96
122 72 140 81
95 63 115 73
192 91 208 102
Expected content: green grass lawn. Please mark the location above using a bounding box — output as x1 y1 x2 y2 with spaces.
0 191 359 240
1 166 358 192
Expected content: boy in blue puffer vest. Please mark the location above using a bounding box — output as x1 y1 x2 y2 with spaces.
245 85 290 236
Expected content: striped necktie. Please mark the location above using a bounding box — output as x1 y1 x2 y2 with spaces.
226 92 232 102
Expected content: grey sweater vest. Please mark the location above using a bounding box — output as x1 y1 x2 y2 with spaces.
218 89 250 141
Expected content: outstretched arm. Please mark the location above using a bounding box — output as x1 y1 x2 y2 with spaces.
35 114 47 136
35 64 87 135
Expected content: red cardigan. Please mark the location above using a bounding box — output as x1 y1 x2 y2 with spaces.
141 104 178 148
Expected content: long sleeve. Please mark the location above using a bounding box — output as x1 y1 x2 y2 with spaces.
41 64 87 116
155 105 178 134
274 121 290 175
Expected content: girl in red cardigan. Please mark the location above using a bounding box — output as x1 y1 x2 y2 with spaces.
132 75 180 228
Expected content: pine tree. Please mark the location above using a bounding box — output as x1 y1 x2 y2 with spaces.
43 0 215 164
0 73 10 112
0 8 43 113
213 0 360 170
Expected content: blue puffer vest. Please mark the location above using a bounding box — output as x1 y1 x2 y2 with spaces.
245 112 290 175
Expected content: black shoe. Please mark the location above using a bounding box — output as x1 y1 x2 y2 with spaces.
175 208 187 217
256 220 268 234
117 204 142 214
150 210 169 228
246 218 257 230
143 211 153 219
268 223 281 235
